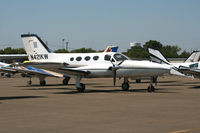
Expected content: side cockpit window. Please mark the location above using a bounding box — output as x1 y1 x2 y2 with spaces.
113 54 128 61
104 54 111 61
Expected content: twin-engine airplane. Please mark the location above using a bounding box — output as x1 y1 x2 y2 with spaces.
20 34 170 92
148 48 200 79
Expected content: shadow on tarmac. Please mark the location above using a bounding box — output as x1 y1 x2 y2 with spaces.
24 87 74 91
52 87 178 95
15 83 76 87
190 85 200 89
0 96 45 101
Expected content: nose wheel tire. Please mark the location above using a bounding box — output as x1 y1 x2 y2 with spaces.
40 80 46 86
27 80 32 86
76 83 85 92
122 83 129 91
136 79 141 83
147 85 155 92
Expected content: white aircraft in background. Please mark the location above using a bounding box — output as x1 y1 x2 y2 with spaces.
19 34 170 92
0 62 18 77
148 48 200 78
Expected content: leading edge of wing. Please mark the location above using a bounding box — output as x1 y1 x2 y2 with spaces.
59 68 90 76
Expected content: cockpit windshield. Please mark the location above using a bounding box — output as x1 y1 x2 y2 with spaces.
113 54 128 61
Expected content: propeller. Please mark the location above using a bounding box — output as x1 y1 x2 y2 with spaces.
108 60 124 86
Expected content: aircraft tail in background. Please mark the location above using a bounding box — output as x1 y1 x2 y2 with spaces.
104 46 118 52
184 51 200 63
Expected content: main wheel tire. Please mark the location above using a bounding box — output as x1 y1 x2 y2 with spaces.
6 74 11 78
21 73 26 77
27 80 32 86
152 77 157 83
63 78 70 85
77 83 85 92
147 85 155 92
40 80 46 86
136 79 141 83
122 83 129 91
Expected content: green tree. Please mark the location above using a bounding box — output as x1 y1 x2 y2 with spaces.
54 49 69 53
143 40 163 50
2 47 26 54
70 48 96 53
160 45 181 58
0 49 4 54
179 50 191 58
123 46 149 58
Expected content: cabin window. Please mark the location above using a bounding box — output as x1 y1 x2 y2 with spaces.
113 54 128 61
70 57 74 61
85 56 91 61
93 56 99 61
76 56 82 61
104 55 111 61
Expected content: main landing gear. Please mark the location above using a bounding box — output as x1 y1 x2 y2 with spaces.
76 77 85 92
63 77 70 85
27 77 47 86
121 78 129 91
121 77 157 92
147 77 156 92
40 79 46 86
27 77 32 86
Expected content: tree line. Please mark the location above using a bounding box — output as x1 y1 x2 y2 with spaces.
0 40 191 58
122 40 191 58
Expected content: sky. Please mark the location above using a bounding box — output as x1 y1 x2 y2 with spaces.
0 0 200 52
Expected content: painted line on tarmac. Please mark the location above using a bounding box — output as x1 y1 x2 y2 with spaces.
169 128 200 133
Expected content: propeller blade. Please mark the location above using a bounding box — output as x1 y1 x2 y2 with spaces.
118 60 124 66
113 70 116 86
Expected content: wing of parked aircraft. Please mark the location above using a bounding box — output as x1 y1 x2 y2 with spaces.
0 54 28 60
178 63 200 78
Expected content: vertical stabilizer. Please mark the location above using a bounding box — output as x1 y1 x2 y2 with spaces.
21 34 52 61
185 51 200 62
148 48 170 65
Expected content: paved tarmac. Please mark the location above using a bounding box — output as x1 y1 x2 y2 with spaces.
0 75 200 133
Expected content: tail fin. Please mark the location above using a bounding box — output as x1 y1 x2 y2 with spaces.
21 34 52 61
104 46 119 52
184 51 200 62
148 48 170 65
148 48 187 77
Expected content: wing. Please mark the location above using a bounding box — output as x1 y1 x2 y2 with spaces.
4 66 64 78
0 67 17 74
178 66 200 78
0 54 28 59
59 68 90 76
